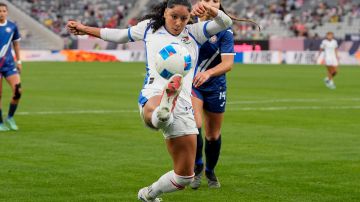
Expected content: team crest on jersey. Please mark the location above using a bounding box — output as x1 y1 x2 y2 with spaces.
181 35 191 44
209 35 218 44
5 27 11 33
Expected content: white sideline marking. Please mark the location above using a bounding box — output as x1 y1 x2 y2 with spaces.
17 110 138 116
231 106 360 111
228 98 360 105
16 106 360 116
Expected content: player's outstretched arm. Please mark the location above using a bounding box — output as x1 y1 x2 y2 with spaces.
192 2 232 36
188 2 232 45
66 21 130 43
66 21 100 37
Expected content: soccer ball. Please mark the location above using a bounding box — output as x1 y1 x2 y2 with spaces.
155 43 192 79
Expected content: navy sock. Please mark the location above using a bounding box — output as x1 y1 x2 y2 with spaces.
8 104 18 118
0 109 3 123
195 128 204 166
205 135 222 173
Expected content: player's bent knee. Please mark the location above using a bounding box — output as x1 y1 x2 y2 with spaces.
13 83 22 100
206 132 221 141
173 173 194 189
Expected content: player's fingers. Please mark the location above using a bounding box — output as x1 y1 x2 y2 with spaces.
67 21 77 28
193 9 202 16
195 75 205 87
198 6 206 14
193 76 201 87
197 3 207 13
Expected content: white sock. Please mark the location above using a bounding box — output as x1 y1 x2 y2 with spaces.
151 107 173 129
148 170 194 198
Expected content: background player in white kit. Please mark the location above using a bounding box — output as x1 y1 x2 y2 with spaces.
319 32 339 89
66 0 232 201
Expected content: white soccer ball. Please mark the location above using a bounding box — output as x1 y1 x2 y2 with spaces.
155 43 192 79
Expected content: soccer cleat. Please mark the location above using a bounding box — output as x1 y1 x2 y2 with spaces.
324 77 330 88
0 123 10 131
205 170 221 188
5 117 18 131
190 164 204 189
324 77 336 90
157 74 183 122
137 187 162 202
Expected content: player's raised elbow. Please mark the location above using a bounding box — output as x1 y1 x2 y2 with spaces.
224 16 233 28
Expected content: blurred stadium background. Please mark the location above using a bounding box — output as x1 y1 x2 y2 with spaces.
1 0 359 64
0 0 359 201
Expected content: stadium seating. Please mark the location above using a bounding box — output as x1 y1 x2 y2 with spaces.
4 0 360 49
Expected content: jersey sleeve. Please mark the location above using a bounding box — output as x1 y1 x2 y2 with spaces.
186 21 211 45
12 25 21 41
335 40 339 48
320 40 325 49
220 29 235 55
128 19 152 41
187 10 233 46
100 19 150 43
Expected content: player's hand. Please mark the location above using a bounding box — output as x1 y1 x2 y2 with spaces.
193 71 211 88
16 63 22 74
191 2 218 18
66 21 86 35
191 2 208 18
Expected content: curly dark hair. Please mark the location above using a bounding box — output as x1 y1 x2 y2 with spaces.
139 0 192 33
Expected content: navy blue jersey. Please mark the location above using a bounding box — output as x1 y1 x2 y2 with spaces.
0 20 21 68
195 28 234 91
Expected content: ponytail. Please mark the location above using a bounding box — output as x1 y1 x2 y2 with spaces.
219 4 261 32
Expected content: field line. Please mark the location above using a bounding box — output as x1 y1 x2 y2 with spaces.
228 98 360 105
16 106 360 116
230 106 360 111
17 110 138 116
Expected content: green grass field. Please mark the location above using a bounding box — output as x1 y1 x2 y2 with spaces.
0 62 359 202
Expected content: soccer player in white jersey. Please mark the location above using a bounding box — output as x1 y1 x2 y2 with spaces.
319 32 339 89
66 0 232 201
0 3 23 131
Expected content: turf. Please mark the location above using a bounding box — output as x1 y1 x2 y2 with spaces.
0 62 359 202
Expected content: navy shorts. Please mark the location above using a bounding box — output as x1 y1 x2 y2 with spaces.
192 85 227 113
0 66 18 78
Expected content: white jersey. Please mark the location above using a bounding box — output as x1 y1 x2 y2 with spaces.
100 10 232 138
320 39 339 66
128 20 210 105
320 39 338 58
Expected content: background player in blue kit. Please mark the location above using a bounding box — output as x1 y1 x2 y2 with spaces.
0 3 22 131
191 0 236 189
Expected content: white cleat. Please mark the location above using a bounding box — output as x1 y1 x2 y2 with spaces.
157 74 183 122
324 78 336 90
138 187 162 202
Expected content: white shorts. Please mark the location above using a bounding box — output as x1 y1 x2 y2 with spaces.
139 95 198 139
324 57 339 67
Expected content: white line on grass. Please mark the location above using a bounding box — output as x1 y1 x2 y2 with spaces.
228 98 360 105
17 110 138 116
231 106 360 111
16 106 360 116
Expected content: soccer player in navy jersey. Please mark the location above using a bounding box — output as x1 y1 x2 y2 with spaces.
190 0 235 189
0 3 22 131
